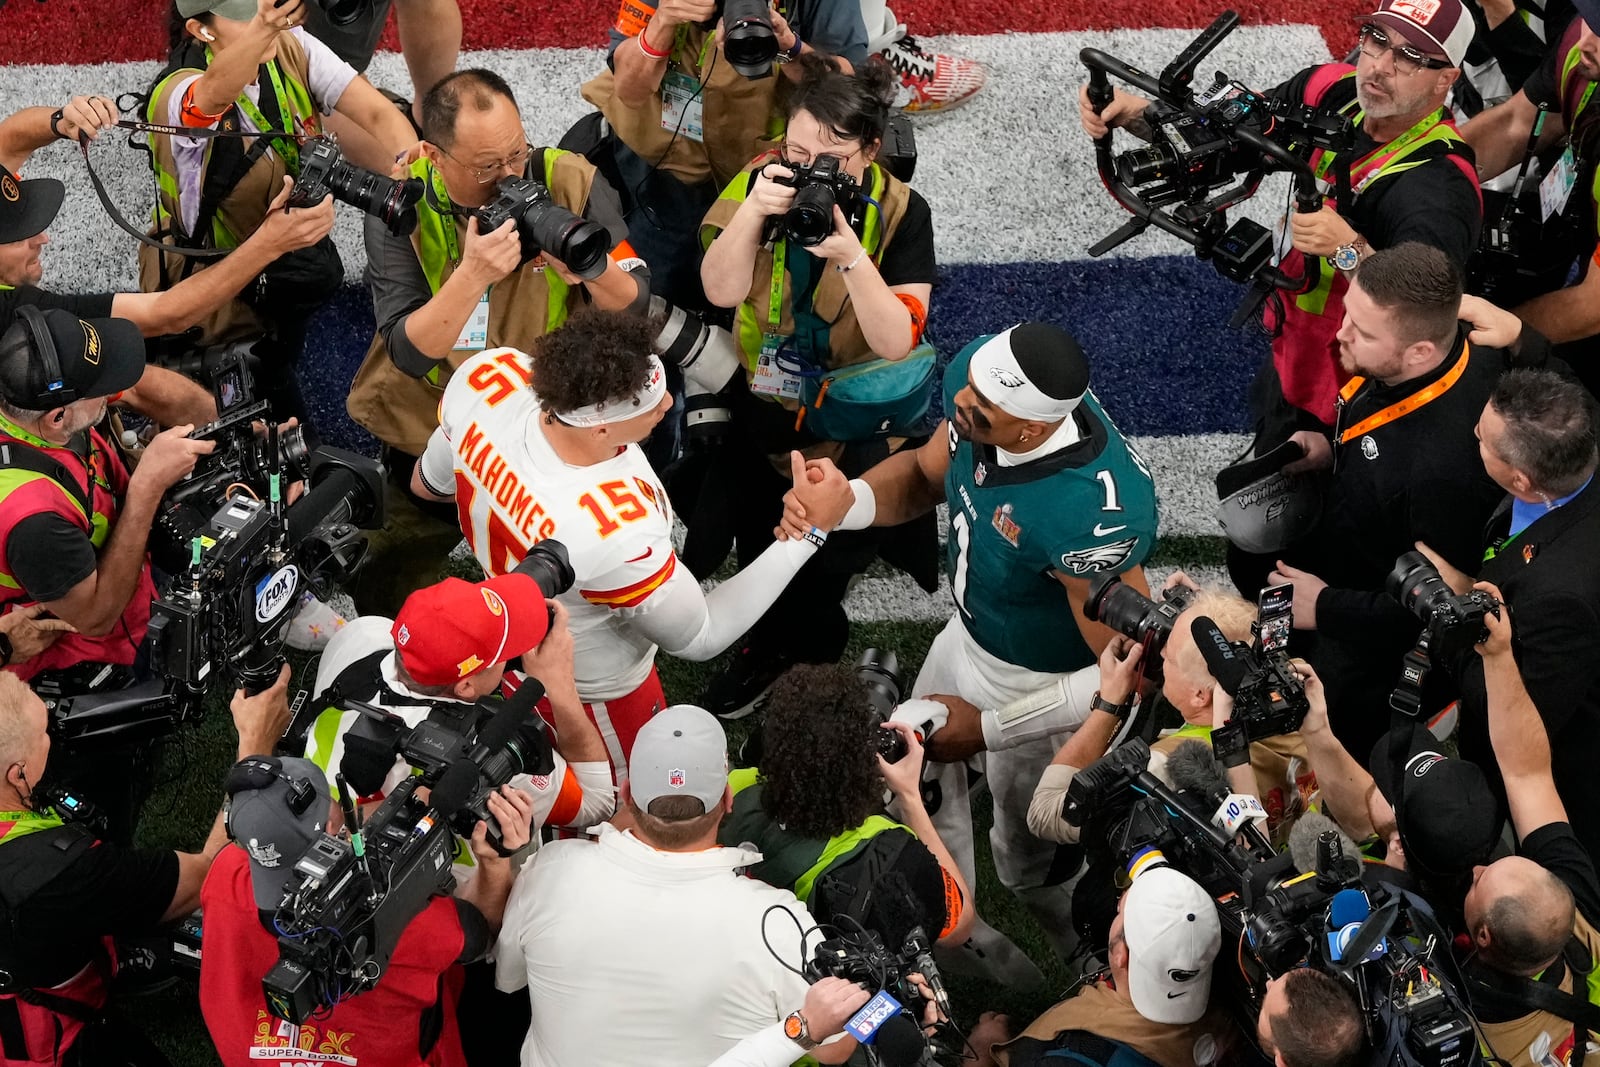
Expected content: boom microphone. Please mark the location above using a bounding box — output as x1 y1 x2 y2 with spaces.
1191 615 1249 695
1287 811 1361 881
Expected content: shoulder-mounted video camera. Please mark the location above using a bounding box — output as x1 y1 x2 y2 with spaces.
1080 10 1355 328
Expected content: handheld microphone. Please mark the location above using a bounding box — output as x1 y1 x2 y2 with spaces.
844 991 924 1067
1326 887 1385 962
1165 738 1268 838
1191 615 1249 696
905 927 950 1015
1286 812 1361 883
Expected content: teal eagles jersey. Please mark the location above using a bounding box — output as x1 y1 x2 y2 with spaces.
942 337 1159 673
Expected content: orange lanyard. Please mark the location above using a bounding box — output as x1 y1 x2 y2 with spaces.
1337 344 1471 445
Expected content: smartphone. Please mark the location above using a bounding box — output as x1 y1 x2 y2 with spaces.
1255 582 1293 653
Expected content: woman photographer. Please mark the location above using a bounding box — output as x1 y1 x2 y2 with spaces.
719 663 972 949
138 0 416 429
691 57 938 714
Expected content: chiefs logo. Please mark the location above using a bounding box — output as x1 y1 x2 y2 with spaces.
457 654 485 677
480 588 505 616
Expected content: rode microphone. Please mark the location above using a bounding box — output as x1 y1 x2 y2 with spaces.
1191 615 1249 696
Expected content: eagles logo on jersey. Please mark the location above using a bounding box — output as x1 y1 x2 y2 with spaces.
940 336 1159 675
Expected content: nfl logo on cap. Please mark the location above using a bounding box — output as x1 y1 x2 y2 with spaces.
669 769 686 788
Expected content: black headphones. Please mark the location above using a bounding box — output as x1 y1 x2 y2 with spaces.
11 305 76 409
223 757 319 841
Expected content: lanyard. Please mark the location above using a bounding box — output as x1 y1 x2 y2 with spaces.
768 239 786 330
1336 343 1472 445
427 162 463 266
226 60 301 173
1315 107 1445 193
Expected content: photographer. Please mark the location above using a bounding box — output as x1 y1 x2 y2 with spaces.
140 0 417 428
781 321 1157 981
494 705 858 1065
1028 583 1317 850
579 0 868 306
973 862 1232 1067
690 56 937 716
718 663 973 947
349 68 647 478
198 755 534 1067
1237 243 1527 759
304 571 615 836
412 310 853 778
1456 580 1600 1066
0 97 334 364
0 665 290 1067
1080 0 1481 448
1255 969 1366 1067
1416 364 1600 860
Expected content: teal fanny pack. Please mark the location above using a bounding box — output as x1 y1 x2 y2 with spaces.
794 343 937 442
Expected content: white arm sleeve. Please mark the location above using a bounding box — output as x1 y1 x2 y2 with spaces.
569 762 618 827
979 665 1104 751
417 426 457 498
621 539 817 661
706 1026 806 1067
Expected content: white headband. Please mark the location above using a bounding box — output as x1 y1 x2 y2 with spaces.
968 327 1082 423
555 355 669 428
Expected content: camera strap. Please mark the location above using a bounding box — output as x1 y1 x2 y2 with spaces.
1465 951 1600 1064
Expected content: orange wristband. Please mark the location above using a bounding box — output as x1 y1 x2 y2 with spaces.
180 82 226 128
896 292 928 347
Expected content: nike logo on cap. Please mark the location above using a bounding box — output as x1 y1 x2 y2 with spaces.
1093 523 1128 537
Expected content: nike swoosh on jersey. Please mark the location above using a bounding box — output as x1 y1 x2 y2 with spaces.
1092 523 1129 537
626 547 653 564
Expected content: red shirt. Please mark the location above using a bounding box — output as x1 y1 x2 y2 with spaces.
198 847 470 1067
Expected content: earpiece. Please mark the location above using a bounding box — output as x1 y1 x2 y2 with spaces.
199 27 217 41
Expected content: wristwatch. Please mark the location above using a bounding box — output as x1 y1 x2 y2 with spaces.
1332 236 1368 272
1090 691 1132 720
784 1010 820 1051
776 33 804 63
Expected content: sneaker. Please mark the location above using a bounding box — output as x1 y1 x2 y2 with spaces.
875 34 988 113
285 591 349 652
700 643 796 720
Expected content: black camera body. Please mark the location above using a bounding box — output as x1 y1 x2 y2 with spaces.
1388 551 1500 662
766 155 866 247
1196 624 1310 743
473 176 611 280
288 135 424 237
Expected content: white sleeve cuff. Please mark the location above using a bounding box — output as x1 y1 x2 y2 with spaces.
837 479 877 531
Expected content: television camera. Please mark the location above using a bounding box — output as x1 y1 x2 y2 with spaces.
1080 10 1354 327
44 356 384 748
1065 738 1481 1067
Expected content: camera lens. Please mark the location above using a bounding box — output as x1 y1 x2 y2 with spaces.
1386 551 1454 618
1115 143 1182 187
514 540 576 600
784 184 837 247
324 161 424 238
721 0 778 77
319 0 371 26
855 648 902 722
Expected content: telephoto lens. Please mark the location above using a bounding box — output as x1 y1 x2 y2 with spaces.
719 0 779 77
289 136 424 236
474 178 611 279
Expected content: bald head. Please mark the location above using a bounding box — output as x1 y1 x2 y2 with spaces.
1471 857 1574 974
0 672 40 767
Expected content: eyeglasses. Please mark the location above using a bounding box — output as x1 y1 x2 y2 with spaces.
443 141 534 184
778 140 861 169
1357 23 1452 76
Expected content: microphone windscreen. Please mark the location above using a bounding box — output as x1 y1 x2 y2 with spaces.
1191 615 1249 694
339 728 398 800
476 678 546 752
871 1012 927 1067
429 756 482 817
1287 811 1360 876
1164 739 1231 801
1329 887 1371 930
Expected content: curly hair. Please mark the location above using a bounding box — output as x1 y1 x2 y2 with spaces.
756 663 882 839
530 309 658 417
784 53 897 151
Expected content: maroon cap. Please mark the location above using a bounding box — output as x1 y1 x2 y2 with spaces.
1364 0 1473 68
392 573 550 687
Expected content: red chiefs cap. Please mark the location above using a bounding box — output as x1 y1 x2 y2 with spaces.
391 573 550 687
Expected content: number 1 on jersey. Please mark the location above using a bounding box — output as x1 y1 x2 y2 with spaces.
951 510 971 612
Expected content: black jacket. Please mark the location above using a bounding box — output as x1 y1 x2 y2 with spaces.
1456 478 1600 862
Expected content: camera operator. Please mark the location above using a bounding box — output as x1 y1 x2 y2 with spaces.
1080 0 1481 450
140 0 418 429
0 97 334 371
1255 968 1367 1067
718 663 973 947
349 68 648 498
690 56 937 716
971 861 1231 1067
1455 580 1600 1066
494 704 859 1066
1461 10 1600 372
0 665 290 1067
1414 364 1600 860
1232 243 1527 759
198 754 534 1067
304 572 615 836
780 321 1157 981
412 310 853 778
1028 583 1317 850
579 0 868 307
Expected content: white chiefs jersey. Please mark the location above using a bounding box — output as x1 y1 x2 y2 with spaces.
427 348 676 701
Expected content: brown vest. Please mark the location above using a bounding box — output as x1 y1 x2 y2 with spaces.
996 981 1235 1067
136 33 316 345
580 23 782 187
1478 910 1600 1067
699 156 914 376
1150 727 1319 851
345 152 598 457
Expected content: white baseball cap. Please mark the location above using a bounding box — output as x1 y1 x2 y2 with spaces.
630 705 729 814
1123 867 1222 1025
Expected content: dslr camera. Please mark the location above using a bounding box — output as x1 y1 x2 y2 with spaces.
473 177 611 280
855 648 910 763
765 155 867 247
288 135 424 236
1192 585 1308 744
1084 573 1197 679
1387 551 1500 662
